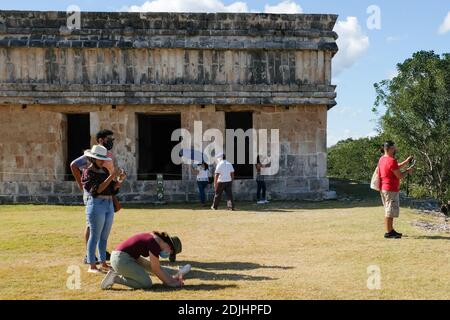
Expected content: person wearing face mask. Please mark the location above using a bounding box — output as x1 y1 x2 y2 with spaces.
81 145 124 273
70 129 116 264
191 161 211 206
101 232 188 290
378 141 414 239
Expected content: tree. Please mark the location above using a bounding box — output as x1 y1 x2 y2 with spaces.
328 136 385 182
373 51 450 203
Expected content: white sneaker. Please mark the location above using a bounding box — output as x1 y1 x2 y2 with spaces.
257 200 265 204
101 270 118 290
175 264 192 277
87 267 104 274
264 200 270 204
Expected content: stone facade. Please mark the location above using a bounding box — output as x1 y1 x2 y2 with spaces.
0 11 338 204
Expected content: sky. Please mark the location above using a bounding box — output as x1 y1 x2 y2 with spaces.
1 0 449 146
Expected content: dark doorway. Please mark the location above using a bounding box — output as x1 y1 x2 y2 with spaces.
138 114 182 180
66 114 90 181
225 111 253 179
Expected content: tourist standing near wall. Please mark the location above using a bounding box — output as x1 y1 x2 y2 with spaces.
82 145 125 273
211 154 235 211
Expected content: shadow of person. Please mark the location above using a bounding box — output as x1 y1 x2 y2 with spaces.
411 235 450 240
186 269 276 281
149 283 238 292
108 283 238 292
165 260 294 271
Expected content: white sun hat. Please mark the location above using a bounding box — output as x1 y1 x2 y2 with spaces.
84 145 112 161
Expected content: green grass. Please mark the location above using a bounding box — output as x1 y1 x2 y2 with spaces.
0 198 449 300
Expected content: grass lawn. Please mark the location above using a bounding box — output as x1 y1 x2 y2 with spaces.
0 191 449 299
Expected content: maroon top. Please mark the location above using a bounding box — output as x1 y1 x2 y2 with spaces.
115 233 161 259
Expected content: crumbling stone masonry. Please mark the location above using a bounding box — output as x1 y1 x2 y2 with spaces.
0 11 338 204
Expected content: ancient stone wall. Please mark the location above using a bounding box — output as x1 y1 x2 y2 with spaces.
0 11 337 106
0 103 328 203
0 11 337 203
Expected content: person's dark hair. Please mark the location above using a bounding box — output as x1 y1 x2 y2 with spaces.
153 231 174 251
201 161 209 170
441 204 449 216
256 155 261 165
381 140 395 153
96 129 114 142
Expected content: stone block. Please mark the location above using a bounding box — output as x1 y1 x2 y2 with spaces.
285 155 305 177
47 195 61 204
0 195 15 204
170 194 188 202
1 182 18 195
119 180 132 194
15 195 32 203
31 196 50 204
53 181 73 194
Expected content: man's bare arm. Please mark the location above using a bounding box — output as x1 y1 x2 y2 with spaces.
70 163 83 192
392 168 412 180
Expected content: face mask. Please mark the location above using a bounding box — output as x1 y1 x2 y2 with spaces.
103 139 114 150
159 250 170 259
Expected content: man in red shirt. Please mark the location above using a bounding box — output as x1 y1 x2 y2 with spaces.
378 141 414 239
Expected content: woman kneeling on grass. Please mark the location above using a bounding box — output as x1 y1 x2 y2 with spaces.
101 232 190 290
82 145 125 274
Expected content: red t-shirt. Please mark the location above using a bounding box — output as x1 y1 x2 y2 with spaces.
378 155 400 192
115 233 161 259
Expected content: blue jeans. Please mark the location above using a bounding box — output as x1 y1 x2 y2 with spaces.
256 180 266 201
197 180 209 204
86 196 114 264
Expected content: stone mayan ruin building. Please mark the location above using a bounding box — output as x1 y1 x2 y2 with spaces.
0 10 338 203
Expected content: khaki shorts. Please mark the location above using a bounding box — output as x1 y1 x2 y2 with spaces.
380 190 400 218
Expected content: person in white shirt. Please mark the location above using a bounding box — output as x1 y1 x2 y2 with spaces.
191 162 210 206
211 154 235 210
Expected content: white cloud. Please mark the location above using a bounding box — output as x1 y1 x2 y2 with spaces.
123 0 304 13
438 11 450 34
333 17 370 76
123 0 249 13
264 1 302 14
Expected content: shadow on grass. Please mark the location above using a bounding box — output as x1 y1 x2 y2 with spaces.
109 283 238 292
184 269 275 281
411 235 450 240
169 260 294 271
109 260 288 292
122 199 381 212
119 179 383 211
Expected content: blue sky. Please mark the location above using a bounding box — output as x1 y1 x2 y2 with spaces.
2 1 449 146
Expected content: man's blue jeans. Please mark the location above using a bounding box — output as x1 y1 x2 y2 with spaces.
197 180 209 204
85 196 114 264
